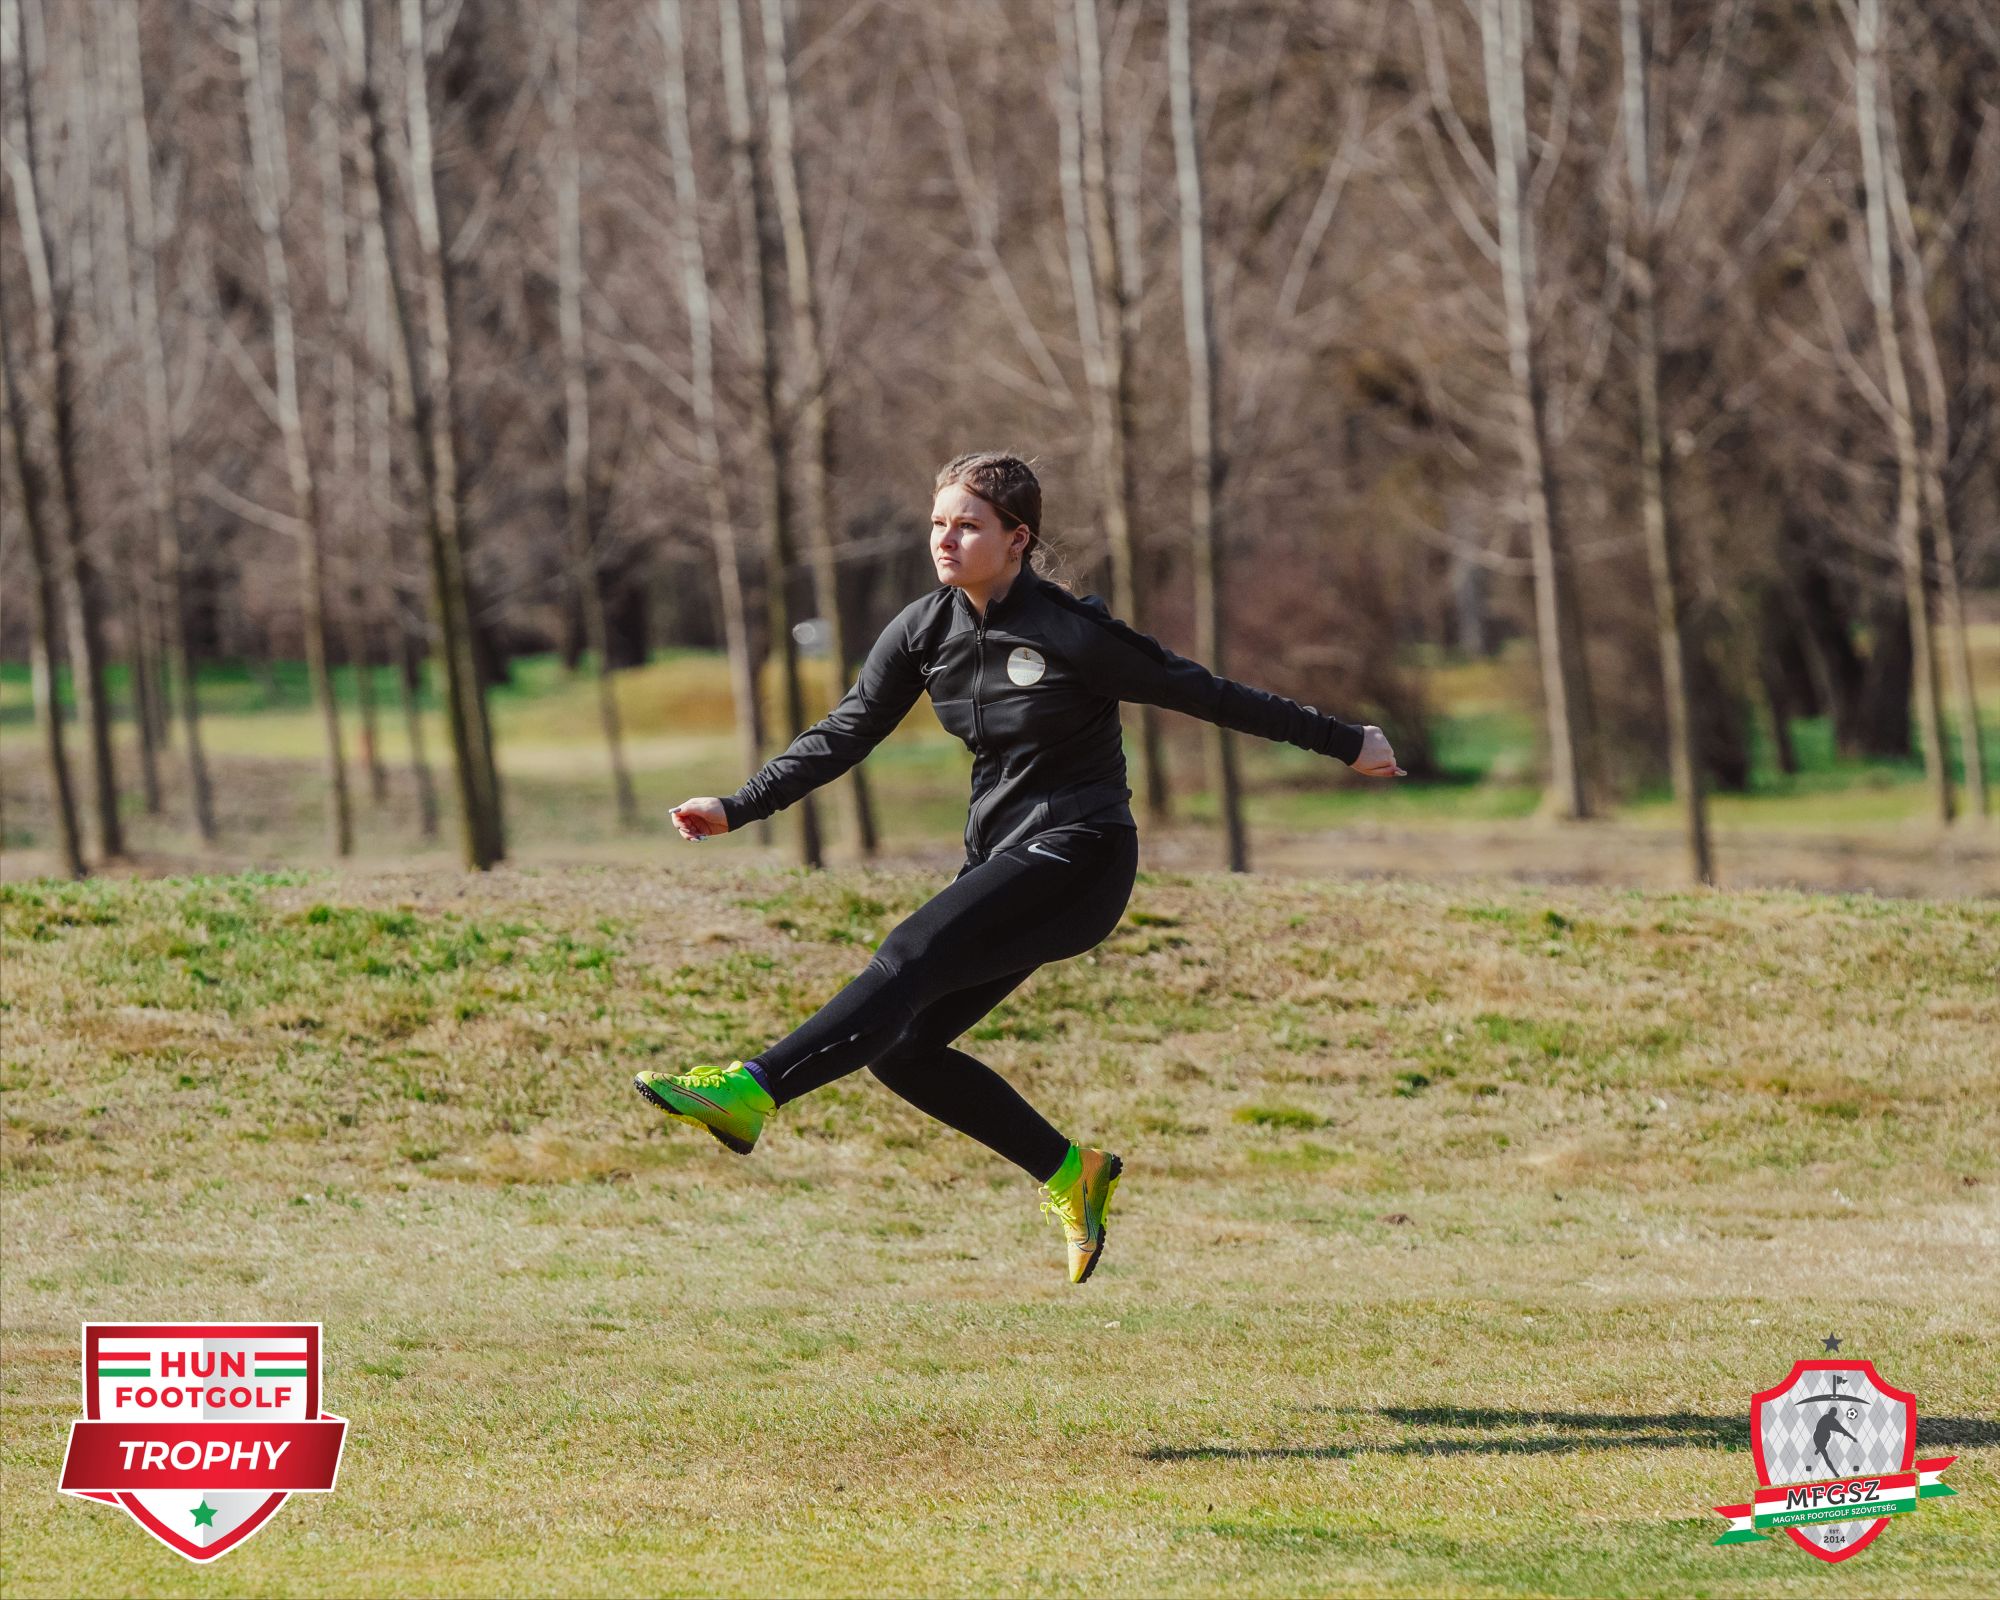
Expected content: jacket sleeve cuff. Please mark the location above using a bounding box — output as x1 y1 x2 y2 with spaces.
1320 716 1366 765
719 793 759 832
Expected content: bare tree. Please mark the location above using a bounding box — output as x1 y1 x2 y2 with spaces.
313 42 387 810
1057 0 1167 823
760 0 877 857
87 4 163 819
724 0 819 869
1480 0 1596 819
657 0 766 842
358 0 505 867
554 0 637 829
1619 0 1711 882
1853 0 1951 822
1880 65 1988 822
332 0 438 839
1 263 85 877
1166 0 1250 871
112 0 215 842
4 0 124 860
230 0 353 856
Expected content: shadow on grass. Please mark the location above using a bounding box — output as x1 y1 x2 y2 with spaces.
1140 1407 2000 1463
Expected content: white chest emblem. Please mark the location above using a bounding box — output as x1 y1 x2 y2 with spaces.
1006 646 1046 686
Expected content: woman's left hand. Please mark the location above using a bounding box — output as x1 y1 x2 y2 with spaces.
1351 725 1406 778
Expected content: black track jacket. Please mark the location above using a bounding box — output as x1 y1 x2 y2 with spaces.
718 564 1369 864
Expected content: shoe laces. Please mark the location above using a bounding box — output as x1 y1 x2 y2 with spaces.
677 1061 730 1088
1039 1178 1086 1237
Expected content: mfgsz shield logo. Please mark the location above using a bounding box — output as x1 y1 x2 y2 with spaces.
58 1322 348 1562
1711 1357 1955 1562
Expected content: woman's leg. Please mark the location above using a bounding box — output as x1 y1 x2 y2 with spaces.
866 967 1072 1182
744 825 1138 1108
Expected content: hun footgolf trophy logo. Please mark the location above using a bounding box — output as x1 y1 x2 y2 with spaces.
1712 1343 1955 1562
58 1323 348 1562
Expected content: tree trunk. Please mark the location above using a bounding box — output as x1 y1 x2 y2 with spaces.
1478 0 1594 821
354 0 504 868
723 0 818 868
233 0 352 857
1063 0 1166 825
1619 0 1710 882
111 0 214 843
85 3 161 819
1166 0 1248 873
555 0 638 831
1879 85 1988 822
315 51 387 811
759 0 873 858
6 0 124 860
1854 0 1951 822
658 0 764 841
1 270 86 878
121 570 165 814
341 0 435 838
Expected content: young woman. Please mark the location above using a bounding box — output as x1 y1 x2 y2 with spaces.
640 451 1404 1283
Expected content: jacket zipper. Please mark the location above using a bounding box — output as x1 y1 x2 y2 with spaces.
969 609 988 857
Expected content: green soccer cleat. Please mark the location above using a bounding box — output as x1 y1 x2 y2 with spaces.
1038 1144 1123 1283
634 1060 776 1155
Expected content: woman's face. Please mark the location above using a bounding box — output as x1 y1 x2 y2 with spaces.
930 482 1025 590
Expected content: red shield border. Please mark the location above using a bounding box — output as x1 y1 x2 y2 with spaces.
65 1322 325 1563
1750 1358 1917 1564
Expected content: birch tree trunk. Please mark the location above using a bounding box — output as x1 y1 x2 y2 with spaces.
1854 0 1951 823
315 45 387 810
6 0 124 860
723 0 819 868
555 0 638 830
1 271 87 877
759 0 875 858
1166 0 1249 873
1478 0 1594 820
1619 0 1711 883
87 4 163 817
355 0 504 868
1064 0 1165 824
233 0 352 857
1880 86 1988 822
111 0 214 842
658 0 766 844
337 0 437 839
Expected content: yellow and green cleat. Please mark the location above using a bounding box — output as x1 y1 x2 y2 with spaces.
1038 1143 1123 1283
634 1060 775 1155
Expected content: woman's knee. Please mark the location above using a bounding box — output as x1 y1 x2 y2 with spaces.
868 1016 942 1087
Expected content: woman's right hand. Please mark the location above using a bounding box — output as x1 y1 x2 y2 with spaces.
670 797 730 840
1351 726 1407 779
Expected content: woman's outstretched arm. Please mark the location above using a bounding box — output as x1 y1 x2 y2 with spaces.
716 603 927 831
1061 592 1379 766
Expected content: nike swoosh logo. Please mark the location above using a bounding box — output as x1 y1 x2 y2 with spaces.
1026 842 1071 863
919 662 945 677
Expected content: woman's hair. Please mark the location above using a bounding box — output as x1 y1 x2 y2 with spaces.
933 450 1074 590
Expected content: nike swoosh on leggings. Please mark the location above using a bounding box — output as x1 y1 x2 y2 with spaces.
716 563 1368 865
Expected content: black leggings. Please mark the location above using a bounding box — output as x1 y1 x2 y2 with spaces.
744 823 1140 1183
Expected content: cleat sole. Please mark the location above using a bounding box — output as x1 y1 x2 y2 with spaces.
634 1075 756 1155
1073 1153 1123 1284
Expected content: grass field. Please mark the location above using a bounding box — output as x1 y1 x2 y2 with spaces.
2 860 1995 1596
